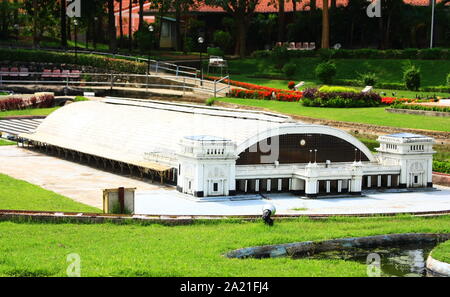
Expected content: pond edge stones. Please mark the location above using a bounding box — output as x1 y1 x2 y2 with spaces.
426 253 450 277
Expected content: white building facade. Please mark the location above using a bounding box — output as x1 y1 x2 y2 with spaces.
19 98 435 199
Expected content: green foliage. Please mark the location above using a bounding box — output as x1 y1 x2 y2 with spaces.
282 62 296 78
74 96 89 102
432 240 450 263
213 30 232 52
318 85 358 93
390 103 450 113
315 61 337 84
207 47 224 57
0 49 147 74
447 73 450 86
433 161 450 174
271 46 289 68
205 98 216 106
0 139 15 146
360 72 378 86
403 64 421 91
133 26 156 52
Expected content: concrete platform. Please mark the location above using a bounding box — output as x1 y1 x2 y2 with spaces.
0 146 167 209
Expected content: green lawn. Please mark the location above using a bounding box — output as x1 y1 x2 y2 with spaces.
218 98 450 132
0 139 15 146
0 107 59 118
229 57 450 88
0 173 99 213
0 215 448 277
432 240 450 264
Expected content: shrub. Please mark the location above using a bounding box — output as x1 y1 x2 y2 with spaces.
300 87 381 108
403 64 421 91
213 30 232 53
205 98 216 106
282 63 296 78
207 47 224 57
318 85 358 94
315 61 336 84
288 81 296 90
433 161 450 174
360 72 378 86
390 103 450 113
0 94 54 111
447 73 450 86
271 46 289 68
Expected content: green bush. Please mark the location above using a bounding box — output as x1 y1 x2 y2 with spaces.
318 85 358 93
403 65 421 91
205 98 215 106
447 73 450 86
360 72 378 86
433 161 450 174
213 30 232 53
315 61 337 84
282 62 296 78
271 46 289 68
390 103 450 113
207 47 224 57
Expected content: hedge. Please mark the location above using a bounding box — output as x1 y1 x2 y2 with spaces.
333 79 450 93
433 161 450 174
252 48 450 60
0 94 54 111
0 48 147 74
390 103 450 113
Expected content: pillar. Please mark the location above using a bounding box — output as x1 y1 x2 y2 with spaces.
305 179 318 198
255 179 260 192
337 180 342 193
367 176 371 188
387 175 392 187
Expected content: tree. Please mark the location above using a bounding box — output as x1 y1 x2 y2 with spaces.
118 0 124 47
107 0 117 51
60 0 67 47
207 0 260 58
128 0 133 51
321 0 330 49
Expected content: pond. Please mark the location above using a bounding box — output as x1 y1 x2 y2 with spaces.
298 242 436 277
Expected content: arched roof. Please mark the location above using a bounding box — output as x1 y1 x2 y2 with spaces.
20 98 374 167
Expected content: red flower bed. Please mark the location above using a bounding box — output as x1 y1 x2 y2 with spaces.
381 97 435 105
206 75 303 102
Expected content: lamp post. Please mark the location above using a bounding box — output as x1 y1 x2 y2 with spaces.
198 36 204 86
148 25 154 74
73 18 79 62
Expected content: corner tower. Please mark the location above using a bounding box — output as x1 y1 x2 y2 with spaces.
376 133 435 188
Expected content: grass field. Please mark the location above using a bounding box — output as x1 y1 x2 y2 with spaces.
218 98 450 132
229 58 450 88
0 107 59 118
0 173 99 212
0 139 15 146
0 215 448 277
432 240 450 264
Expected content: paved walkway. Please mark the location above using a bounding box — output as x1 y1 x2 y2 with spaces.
134 188 450 216
0 146 165 209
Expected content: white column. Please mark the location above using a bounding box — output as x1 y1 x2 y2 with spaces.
255 179 260 192
377 175 382 187
337 180 342 193
267 179 271 192
288 178 292 191
278 179 282 191
387 175 392 187
367 176 371 188
305 179 318 197
244 180 248 193
326 180 331 193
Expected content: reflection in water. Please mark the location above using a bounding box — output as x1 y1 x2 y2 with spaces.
299 243 436 277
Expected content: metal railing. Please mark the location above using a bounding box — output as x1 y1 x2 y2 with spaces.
0 72 231 97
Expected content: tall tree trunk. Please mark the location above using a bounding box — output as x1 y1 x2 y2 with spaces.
321 0 329 49
237 18 247 58
293 0 296 13
119 0 123 48
128 0 132 52
60 0 67 47
32 0 38 47
175 8 182 51
310 0 316 10
108 0 117 52
277 0 285 42
139 0 144 30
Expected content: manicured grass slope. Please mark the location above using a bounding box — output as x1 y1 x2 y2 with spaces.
0 216 448 276
0 139 14 146
229 58 450 87
432 240 450 264
0 174 99 212
219 98 450 132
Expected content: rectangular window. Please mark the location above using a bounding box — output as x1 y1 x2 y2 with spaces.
213 183 218 192
414 176 418 184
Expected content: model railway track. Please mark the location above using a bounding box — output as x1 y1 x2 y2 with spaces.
1 209 449 225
